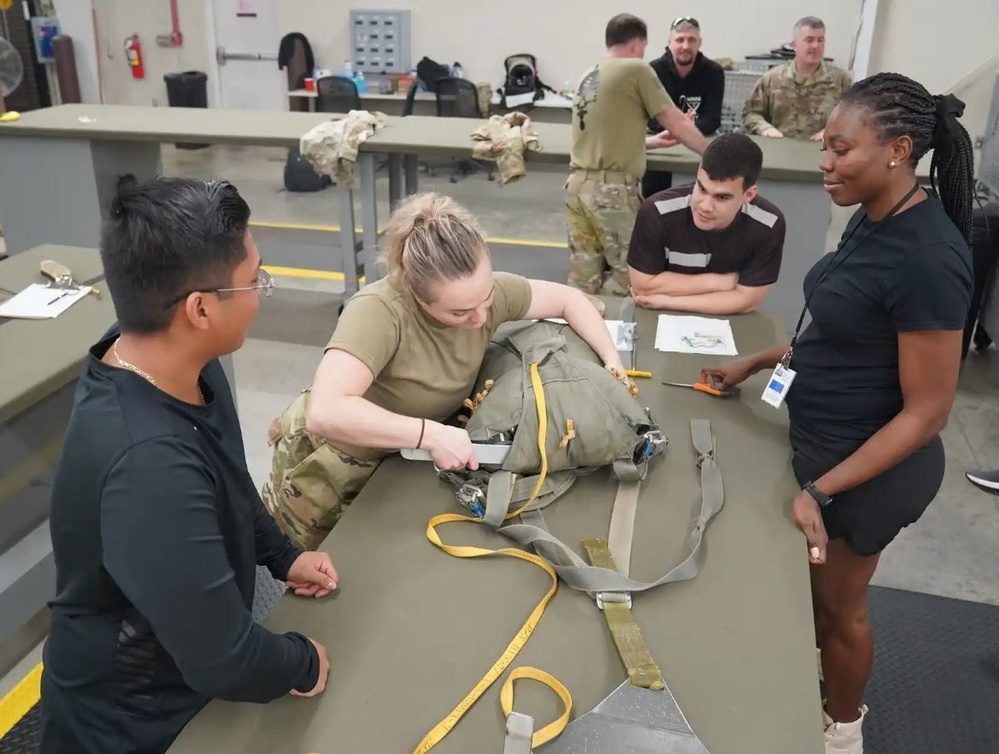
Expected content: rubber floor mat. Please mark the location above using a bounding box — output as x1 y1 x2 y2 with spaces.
864 585 999 754
0 704 39 754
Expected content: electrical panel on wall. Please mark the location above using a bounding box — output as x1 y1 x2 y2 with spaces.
349 9 411 75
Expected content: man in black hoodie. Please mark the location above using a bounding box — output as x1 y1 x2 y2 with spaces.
643 16 726 198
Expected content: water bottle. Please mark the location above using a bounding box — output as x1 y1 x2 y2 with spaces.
452 61 464 79
344 59 353 76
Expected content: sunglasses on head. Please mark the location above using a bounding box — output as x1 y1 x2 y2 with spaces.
671 16 700 30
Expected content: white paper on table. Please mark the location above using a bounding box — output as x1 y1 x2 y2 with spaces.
654 314 738 355
536 318 634 350
0 284 93 320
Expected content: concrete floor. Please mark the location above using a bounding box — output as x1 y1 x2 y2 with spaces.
3 142 999 700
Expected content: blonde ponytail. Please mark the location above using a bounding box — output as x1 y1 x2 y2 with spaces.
379 192 488 302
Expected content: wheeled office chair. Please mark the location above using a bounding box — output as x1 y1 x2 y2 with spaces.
430 77 494 183
315 75 362 113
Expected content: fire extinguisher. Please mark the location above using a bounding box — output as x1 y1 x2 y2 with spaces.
124 34 145 80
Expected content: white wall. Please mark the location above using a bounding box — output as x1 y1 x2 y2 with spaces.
50 0 213 107
278 0 863 90
46 0 999 145
871 0 999 144
92 0 213 107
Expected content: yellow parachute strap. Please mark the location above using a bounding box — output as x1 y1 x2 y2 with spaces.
415 362 572 752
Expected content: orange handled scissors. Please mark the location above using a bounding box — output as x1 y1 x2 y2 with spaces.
661 380 737 397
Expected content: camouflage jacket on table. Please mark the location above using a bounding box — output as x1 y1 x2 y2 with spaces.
470 112 542 185
300 110 387 188
741 61 852 139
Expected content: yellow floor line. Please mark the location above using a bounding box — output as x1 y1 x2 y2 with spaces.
262 265 365 284
250 220 567 249
251 219 344 233
250 220 389 235
487 236 568 249
0 663 42 740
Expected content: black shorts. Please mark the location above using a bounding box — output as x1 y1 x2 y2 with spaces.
790 429 945 556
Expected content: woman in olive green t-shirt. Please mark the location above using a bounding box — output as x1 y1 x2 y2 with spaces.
262 192 628 550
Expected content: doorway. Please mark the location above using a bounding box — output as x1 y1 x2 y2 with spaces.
209 0 285 111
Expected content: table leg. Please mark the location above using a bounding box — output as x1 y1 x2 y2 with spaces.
754 179 831 338
404 154 419 195
336 185 361 297
388 154 403 207
0 137 161 255
358 153 378 286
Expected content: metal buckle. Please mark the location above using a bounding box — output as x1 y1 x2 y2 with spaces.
456 483 485 518
635 429 668 461
595 591 633 610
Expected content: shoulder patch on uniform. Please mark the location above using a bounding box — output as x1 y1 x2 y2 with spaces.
741 202 779 228
654 195 692 215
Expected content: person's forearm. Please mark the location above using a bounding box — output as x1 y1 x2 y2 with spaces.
307 396 425 450
563 289 622 367
252 499 302 580
813 410 948 497
747 342 790 373
655 290 759 315
674 116 709 154
636 272 736 297
742 111 773 134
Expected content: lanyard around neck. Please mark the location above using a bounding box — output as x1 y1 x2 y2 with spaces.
782 182 921 367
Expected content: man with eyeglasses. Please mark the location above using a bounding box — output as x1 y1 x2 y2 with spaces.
39 176 336 754
742 16 852 141
643 16 726 199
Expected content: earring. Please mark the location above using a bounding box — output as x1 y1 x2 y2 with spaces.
889 160 897 168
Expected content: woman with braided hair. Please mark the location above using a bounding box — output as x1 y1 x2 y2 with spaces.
702 72 974 753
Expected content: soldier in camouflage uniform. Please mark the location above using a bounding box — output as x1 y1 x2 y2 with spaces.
567 14 708 296
742 16 852 141
261 389 381 551
264 192 626 551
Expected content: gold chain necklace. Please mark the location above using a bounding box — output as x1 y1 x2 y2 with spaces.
113 338 205 405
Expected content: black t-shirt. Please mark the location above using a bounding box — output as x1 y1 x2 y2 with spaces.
786 196 973 445
40 327 319 754
627 184 786 286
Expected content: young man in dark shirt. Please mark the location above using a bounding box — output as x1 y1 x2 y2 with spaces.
643 16 726 198
39 176 336 754
628 132 786 315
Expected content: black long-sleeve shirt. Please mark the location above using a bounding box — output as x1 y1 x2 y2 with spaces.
648 50 725 136
39 328 319 754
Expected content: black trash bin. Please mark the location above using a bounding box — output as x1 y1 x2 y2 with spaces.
163 71 209 150
964 201 999 359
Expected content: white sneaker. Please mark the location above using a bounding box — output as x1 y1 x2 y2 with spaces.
823 704 868 754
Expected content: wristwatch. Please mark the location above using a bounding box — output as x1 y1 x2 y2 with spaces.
803 480 833 508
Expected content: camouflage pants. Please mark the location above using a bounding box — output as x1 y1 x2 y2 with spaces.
261 391 380 551
565 171 642 296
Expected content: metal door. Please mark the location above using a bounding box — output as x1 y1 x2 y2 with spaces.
210 0 284 111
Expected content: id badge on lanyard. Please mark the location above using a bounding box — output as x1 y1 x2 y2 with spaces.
761 359 796 408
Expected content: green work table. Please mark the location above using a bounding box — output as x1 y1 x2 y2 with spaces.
168 308 824 754
0 104 832 336
0 246 115 659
